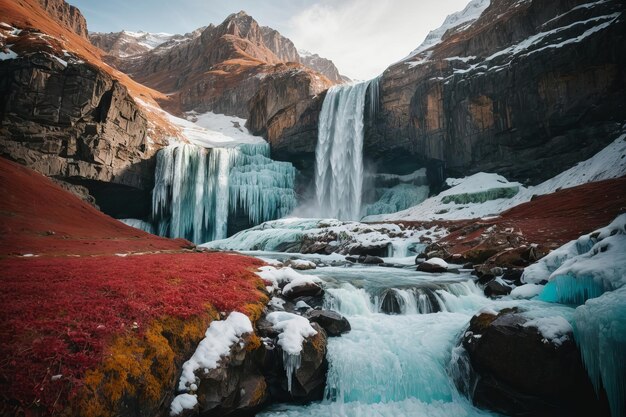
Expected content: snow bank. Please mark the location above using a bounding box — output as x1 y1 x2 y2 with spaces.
170 394 197 416
365 134 626 222
256 265 321 294
509 284 544 299
266 311 318 392
529 214 626 304
424 257 449 269
523 316 572 346
178 312 252 389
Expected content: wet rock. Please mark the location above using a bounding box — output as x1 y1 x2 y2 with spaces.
263 323 328 403
483 278 513 297
502 268 524 286
459 309 608 417
306 310 351 336
417 257 448 273
362 255 384 264
194 334 268 417
292 295 325 310
284 259 317 270
282 282 324 299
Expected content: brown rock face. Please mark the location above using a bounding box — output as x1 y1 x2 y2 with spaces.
247 68 332 171
38 0 88 39
299 51 346 84
457 309 609 416
0 51 158 218
366 0 626 183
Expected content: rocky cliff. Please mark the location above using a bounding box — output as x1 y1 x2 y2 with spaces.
299 50 347 84
102 12 340 118
262 0 625 185
0 0 177 218
366 0 626 183
38 0 88 39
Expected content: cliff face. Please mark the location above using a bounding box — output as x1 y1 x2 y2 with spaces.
247 68 331 171
38 0 88 39
299 50 346 84
367 0 626 183
103 12 341 118
263 0 625 185
0 0 176 218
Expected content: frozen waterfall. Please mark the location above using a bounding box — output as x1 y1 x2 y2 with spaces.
152 142 296 243
315 81 371 220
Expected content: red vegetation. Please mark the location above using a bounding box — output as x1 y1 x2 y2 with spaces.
439 177 626 254
0 252 263 411
0 157 192 257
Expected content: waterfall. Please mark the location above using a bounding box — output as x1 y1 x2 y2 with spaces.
315 81 371 220
152 142 296 243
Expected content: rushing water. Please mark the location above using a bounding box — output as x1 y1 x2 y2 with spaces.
255 261 577 417
315 81 370 220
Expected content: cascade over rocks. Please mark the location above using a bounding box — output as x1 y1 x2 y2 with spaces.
457 309 609 417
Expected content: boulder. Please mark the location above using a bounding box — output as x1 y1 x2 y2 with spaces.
458 309 608 417
417 257 448 273
362 255 384 264
282 282 324 299
483 278 513 297
263 323 328 403
306 310 351 336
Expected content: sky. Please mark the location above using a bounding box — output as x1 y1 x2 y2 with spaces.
68 0 472 80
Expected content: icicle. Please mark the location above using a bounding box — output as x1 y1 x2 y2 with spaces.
151 142 296 244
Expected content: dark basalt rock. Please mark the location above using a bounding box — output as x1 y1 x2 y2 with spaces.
305 310 351 336
416 261 447 273
282 282 324 299
262 323 328 403
0 53 159 218
483 278 513 297
457 309 609 417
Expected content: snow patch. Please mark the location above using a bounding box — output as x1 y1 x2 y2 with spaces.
523 316 572 346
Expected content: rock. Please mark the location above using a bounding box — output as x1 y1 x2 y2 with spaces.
263 323 328 403
282 282 324 299
284 259 317 270
417 257 448 273
38 0 88 39
0 50 157 219
306 310 351 336
484 278 513 297
363 0 626 185
362 255 384 264
502 268 524 286
458 309 608 417
184 332 269 417
291 295 325 310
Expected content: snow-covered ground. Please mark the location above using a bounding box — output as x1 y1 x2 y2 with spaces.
365 134 626 222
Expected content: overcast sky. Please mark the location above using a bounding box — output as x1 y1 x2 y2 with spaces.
68 0 471 80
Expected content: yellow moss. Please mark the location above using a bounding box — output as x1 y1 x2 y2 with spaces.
76 312 216 417
245 333 262 352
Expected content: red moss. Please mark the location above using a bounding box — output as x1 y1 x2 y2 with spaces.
0 157 193 257
0 252 264 412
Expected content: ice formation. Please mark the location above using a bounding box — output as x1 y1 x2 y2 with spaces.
119 218 155 234
266 311 318 392
152 142 296 243
315 81 370 220
574 287 626 417
365 134 626 221
518 214 626 417
527 213 626 304
365 183 430 216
